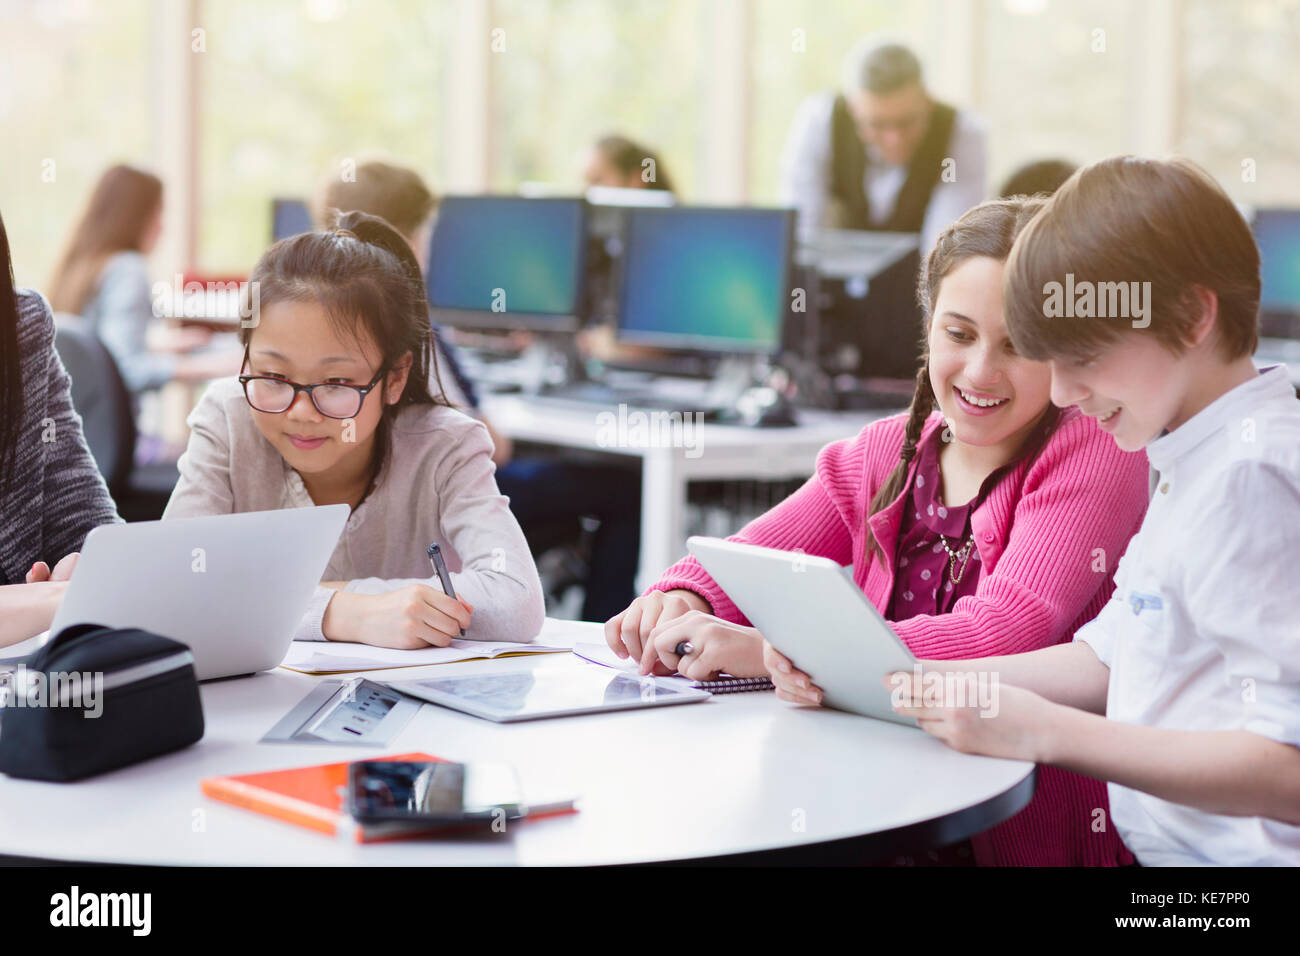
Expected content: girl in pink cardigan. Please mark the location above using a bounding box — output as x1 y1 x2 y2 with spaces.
604 196 1151 866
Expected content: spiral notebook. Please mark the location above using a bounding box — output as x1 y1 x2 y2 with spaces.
571 642 774 694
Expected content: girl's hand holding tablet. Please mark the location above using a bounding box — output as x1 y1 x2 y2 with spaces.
764 641 823 706
322 584 473 649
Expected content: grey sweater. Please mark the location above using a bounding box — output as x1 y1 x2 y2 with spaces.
163 377 546 643
0 290 121 585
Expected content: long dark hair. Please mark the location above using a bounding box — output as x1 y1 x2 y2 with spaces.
48 164 163 314
865 195 1057 562
0 210 23 497
239 209 450 473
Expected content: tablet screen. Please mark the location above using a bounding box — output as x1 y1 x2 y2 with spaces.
401 667 697 719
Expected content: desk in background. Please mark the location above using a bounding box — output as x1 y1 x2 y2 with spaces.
481 396 888 591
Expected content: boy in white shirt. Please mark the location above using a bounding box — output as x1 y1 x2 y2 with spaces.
770 155 1300 865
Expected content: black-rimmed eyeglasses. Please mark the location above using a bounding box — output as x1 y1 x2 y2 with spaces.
238 365 387 420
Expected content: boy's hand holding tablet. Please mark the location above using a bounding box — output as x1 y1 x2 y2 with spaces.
885 669 1056 762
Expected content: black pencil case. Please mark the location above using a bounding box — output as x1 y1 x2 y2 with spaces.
0 623 204 781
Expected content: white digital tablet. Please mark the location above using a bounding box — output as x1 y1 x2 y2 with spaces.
387 665 711 723
686 536 917 725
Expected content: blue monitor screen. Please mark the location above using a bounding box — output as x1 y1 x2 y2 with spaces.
426 197 585 318
618 207 791 351
272 198 312 241
1254 209 1300 315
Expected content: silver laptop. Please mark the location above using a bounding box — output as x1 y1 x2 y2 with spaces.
50 506 349 680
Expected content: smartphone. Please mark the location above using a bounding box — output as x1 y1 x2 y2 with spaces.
345 760 525 827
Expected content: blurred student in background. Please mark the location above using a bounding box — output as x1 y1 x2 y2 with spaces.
578 133 678 367
47 164 236 397
315 159 642 622
581 134 676 193
781 36 986 253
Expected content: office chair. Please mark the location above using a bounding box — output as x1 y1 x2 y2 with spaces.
53 320 179 522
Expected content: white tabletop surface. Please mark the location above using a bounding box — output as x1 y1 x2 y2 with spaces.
0 620 1033 866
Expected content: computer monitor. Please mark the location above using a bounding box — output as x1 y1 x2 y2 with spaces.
616 206 794 354
1253 208 1300 324
271 198 313 242
796 228 925 382
425 196 587 332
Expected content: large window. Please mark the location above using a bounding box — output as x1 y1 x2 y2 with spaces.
197 0 449 272
749 0 938 204
1178 0 1300 205
488 0 702 198
977 0 1133 195
4 0 1299 286
0 0 155 288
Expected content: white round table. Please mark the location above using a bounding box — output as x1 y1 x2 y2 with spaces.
0 622 1034 865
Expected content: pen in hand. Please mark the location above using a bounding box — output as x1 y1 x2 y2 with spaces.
427 543 465 637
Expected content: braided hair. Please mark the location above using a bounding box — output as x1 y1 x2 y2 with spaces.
864 195 1051 562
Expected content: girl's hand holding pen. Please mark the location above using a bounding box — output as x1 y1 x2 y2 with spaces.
603 588 711 668
639 611 768 679
322 584 473 649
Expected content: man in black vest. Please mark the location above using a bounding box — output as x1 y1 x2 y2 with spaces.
781 38 987 253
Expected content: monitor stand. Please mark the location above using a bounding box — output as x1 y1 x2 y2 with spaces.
705 354 768 410
703 354 797 427
517 332 590 394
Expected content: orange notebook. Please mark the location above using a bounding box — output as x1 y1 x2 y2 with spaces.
201 752 576 843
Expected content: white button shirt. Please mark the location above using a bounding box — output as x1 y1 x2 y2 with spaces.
779 90 988 255
1075 365 1300 865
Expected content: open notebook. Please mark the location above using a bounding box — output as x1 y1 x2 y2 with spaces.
279 638 571 675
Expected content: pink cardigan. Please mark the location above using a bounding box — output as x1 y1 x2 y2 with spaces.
651 408 1150 866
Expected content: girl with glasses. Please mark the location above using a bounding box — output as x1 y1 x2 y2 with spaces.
163 211 544 649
